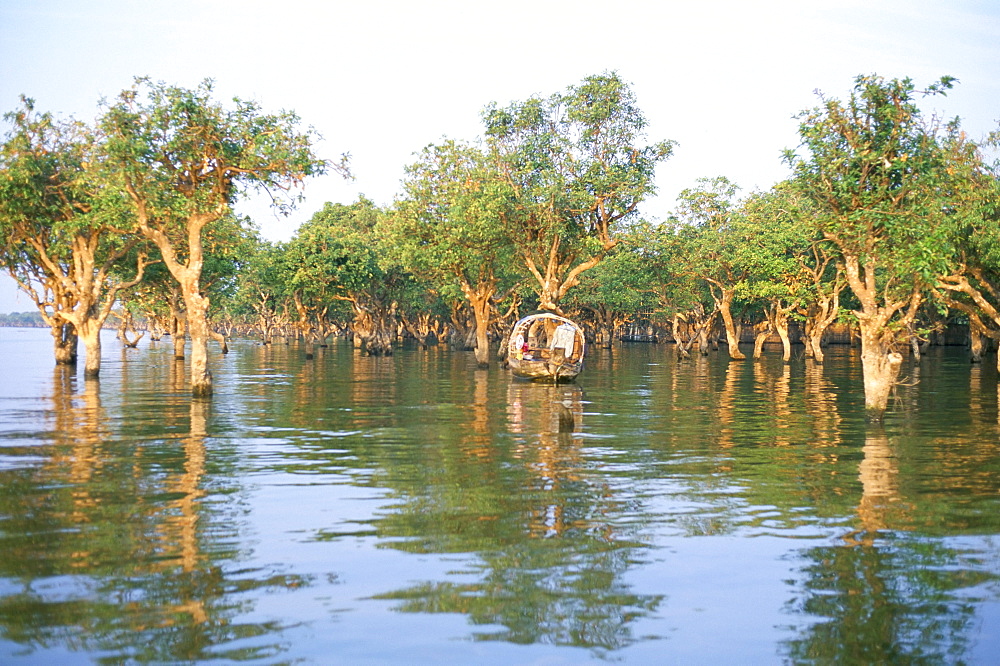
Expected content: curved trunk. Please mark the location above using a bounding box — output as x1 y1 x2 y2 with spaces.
600 325 613 349
363 327 394 356
447 303 473 351
752 320 772 359
717 291 745 360
842 254 919 421
800 284 842 364
462 323 477 351
210 329 229 355
774 310 792 362
698 326 710 356
807 331 825 363
670 315 690 358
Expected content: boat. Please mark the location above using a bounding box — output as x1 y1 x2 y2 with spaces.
506 312 586 382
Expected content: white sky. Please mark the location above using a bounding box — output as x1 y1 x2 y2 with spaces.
1 0 998 312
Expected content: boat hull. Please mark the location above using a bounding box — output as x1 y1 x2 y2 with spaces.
508 356 583 382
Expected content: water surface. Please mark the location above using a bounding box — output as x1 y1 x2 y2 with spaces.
1 328 998 663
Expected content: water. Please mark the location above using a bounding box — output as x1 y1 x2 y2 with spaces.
1 327 999 664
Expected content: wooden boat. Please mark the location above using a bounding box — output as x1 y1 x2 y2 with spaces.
506 312 586 382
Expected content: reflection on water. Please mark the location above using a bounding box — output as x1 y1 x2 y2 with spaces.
0 331 999 663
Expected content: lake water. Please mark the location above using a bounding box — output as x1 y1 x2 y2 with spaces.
1 327 999 664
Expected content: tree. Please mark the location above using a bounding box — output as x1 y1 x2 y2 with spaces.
738 184 836 362
931 129 1000 365
100 78 334 395
391 139 519 366
290 198 406 356
786 74 964 419
671 176 749 360
483 72 674 312
0 98 148 376
634 219 718 357
562 237 659 348
764 184 848 364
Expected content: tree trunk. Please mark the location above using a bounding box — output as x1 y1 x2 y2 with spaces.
752 320 772 359
77 320 103 379
698 326 710 356
806 331 825 363
468 290 492 368
970 325 984 364
353 301 395 356
51 321 78 365
842 254 918 421
859 326 904 420
181 283 213 397
210 329 229 355
670 315 690 358
173 317 186 359
716 290 745 360
774 310 792 362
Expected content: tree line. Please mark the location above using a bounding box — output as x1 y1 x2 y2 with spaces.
1 72 997 419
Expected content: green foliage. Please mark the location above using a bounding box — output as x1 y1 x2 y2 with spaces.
0 99 91 242
785 74 966 288
563 237 658 316
630 219 713 321
736 185 820 304
288 198 383 297
483 72 675 309
100 78 331 223
0 97 145 340
670 177 753 300
389 139 521 316
280 198 416 322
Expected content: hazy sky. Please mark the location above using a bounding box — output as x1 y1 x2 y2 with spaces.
1 0 998 312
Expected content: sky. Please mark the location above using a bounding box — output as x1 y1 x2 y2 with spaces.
0 0 998 312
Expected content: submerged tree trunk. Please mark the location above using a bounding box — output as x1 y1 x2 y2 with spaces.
752 320 772 360
463 284 495 368
172 316 186 359
351 300 396 356
769 303 793 363
670 314 689 358
51 321 78 365
859 329 905 419
675 306 716 359
842 256 920 421
970 324 985 364
181 284 213 397
714 289 745 360
76 319 103 379
802 326 825 362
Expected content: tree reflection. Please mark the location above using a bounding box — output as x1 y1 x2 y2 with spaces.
803 359 843 448
0 375 303 662
369 379 663 652
716 360 743 449
782 427 982 662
